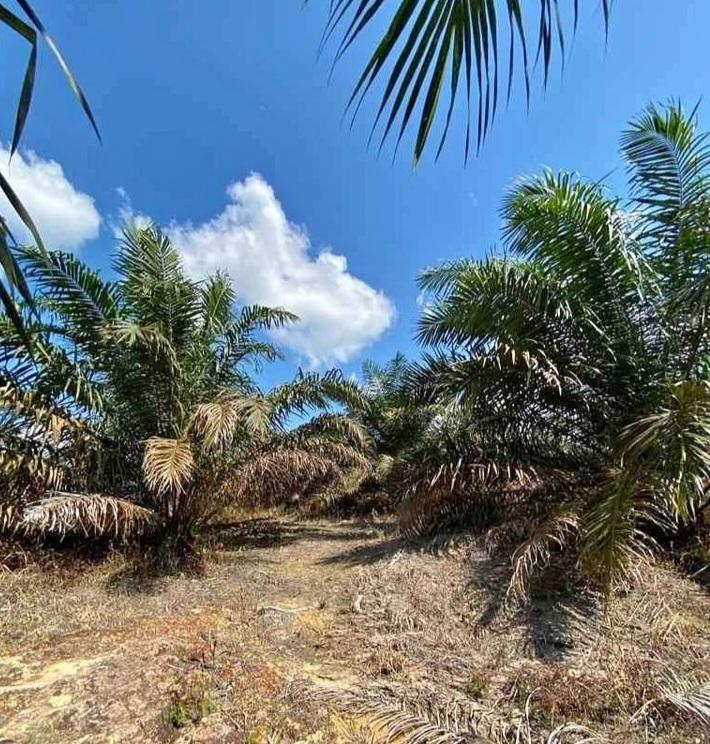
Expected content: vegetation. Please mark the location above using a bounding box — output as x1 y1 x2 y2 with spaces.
0 225 369 559
1 101 708 593
0 100 708 739
346 102 709 598
0 0 98 333
315 0 610 163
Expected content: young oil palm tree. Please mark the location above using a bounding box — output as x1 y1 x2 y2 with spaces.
2 225 369 555
407 102 710 595
314 0 611 163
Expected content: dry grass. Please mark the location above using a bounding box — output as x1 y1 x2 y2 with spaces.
0 517 708 742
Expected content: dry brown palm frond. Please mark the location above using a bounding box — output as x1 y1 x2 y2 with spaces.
189 394 243 450
306 684 518 743
398 487 509 540
143 437 194 495
507 508 582 603
228 448 346 506
657 669 710 723
0 449 66 492
21 492 158 538
0 383 86 437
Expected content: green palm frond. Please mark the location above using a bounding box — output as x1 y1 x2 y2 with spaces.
312 0 610 164
417 256 583 348
502 171 651 312
268 369 365 424
289 413 373 453
199 272 236 333
0 0 99 336
232 304 298 335
619 380 710 522
622 101 710 271
577 470 669 595
19 246 122 338
115 225 200 344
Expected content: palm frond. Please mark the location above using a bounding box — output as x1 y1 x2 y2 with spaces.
189 393 243 450
142 437 194 495
578 471 664 595
619 380 710 522
289 413 373 452
658 670 710 723
231 394 275 437
21 492 157 539
0 0 99 336
507 507 580 602
306 683 518 743
622 101 710 273
19 246 122 337
312 0 610 164
502 171 651 314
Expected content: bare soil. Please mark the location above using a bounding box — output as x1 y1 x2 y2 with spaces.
0 517 708 743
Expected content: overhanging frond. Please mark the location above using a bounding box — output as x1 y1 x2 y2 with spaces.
21 492 157 539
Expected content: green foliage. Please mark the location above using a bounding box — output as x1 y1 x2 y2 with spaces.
313 0 610 163
0 1 99 335
1 225 369 548
386 102 710 597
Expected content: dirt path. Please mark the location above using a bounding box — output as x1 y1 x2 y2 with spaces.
1 519 708 743
0 520 398 742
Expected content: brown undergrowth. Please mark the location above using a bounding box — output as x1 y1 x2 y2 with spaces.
0 517 708 742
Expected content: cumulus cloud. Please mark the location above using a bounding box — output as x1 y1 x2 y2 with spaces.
0 147 100 251
169 174 395 365
112 187 152 236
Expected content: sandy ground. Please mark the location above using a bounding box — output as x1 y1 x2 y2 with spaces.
0 518 708 743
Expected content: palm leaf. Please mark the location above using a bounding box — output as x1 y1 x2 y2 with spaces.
142 437 194 495
0 0 100 338
189 393 243 449
507 506 580 602
21 492 157 539
312 0 610 163
658 670 710 723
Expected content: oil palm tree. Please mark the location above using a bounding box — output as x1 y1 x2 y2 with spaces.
1 225 369 555
314 0 611 163
406 102 710 594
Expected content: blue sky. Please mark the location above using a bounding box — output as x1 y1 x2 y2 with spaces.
1 0 709 386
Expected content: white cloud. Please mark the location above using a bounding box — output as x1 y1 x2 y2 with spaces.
168 173 395 365
0 147 100 251
112 187 152 236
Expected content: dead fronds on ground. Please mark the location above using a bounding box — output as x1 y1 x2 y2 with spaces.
0 517 708 742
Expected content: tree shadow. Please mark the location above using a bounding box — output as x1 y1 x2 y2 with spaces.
318 530 475 567
103 561 181 596
318 536 412 566
203 518 396 554
465 548 599 661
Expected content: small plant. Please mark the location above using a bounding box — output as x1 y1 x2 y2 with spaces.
167 702 192 729
166 675 218 728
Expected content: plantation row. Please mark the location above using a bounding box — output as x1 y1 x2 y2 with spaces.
1 102 708 600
